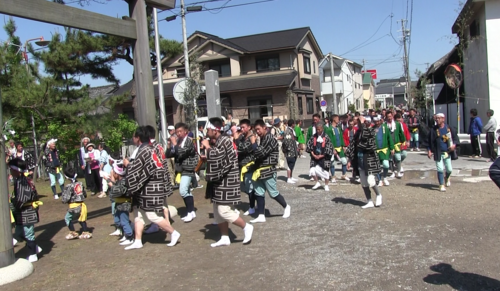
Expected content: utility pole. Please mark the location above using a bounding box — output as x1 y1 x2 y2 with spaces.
401 19 412 108
329 53 337 114
153 8 167 146
180 0 200 152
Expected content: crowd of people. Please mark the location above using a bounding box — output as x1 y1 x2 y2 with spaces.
6 106 499 263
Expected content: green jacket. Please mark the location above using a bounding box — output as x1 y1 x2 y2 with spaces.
295 125 305 144
307 126 315 143
374 124 394 160
324 126 345 157
387 121 406 152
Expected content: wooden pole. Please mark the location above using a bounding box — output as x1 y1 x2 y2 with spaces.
129 0 157 127
0 89 16 268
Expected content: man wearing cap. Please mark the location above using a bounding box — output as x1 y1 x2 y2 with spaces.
385 111 407 178
201 117 254 247
249 119 291 223
44 139 65 199
324 115 348 183
373 115 394 186
428 113 459 192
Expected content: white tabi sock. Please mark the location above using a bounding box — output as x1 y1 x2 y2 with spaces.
211 235 231 248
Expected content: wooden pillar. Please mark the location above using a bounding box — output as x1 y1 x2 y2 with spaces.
129 0 157 127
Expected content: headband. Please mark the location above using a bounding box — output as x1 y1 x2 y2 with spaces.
364 116 372 122
436 113 445 118
113 163 125 176
206 121 222 131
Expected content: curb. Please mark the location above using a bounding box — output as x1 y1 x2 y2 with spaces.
0 259 33 286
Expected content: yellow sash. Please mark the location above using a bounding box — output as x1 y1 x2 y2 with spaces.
10 210 14 223
175 173 181 184
252 166 273 181
442 152 449 159
69 202 88 222
376 148 388 154
23 201 44 209
240 161 255 181
412 128 418 133
114 197 131 203
334 147 342 153
394 143 402 152
56 167 61 174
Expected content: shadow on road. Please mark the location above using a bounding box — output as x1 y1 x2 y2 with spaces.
331 197 365 206
423 263 500 291
199 224 238 242
405 183 439 190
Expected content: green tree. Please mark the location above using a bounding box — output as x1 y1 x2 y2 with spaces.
101 114 138 153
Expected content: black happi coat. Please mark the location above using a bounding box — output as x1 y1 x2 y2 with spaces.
235 131 256 167
205 135 241 205
306 133 334 170
126 143 171 213
282 127 298 158
166 136 199 174
109 179 132 212
252 132 279 179
345 124 382 176
11 175 40 225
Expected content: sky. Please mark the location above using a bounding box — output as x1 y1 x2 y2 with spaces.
0 0 462 87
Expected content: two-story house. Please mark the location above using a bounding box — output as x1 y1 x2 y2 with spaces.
319 54 364 114
362 73 375 109
155 27 324 124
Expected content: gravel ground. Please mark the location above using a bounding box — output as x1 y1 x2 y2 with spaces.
6 174 500 291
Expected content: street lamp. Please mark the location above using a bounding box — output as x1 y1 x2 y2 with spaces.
23 37 49 181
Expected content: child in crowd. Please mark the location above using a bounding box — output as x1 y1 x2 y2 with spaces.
62 168 92 239
108 162 134 245
9 158 43 262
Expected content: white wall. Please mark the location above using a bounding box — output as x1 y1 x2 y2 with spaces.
486 0 500 130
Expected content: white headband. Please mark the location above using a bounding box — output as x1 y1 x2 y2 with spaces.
365 116 372 122
436 113 445 118
47 138 58 146
64 173 78 181
206 121 222 131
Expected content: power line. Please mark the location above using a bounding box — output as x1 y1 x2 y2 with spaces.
339 15 391 56
205 0 231 14
161 0 274 15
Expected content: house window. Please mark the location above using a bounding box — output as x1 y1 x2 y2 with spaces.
176 68 186 78
303 56 311 74
298 96 303 115
209 62 231 77
470 19 480 38
306 97 314 114
256 55 280 72
313 61 316 74
248 97 273 121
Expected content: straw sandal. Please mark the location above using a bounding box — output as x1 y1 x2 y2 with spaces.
79 231 93 239
65 231 79 240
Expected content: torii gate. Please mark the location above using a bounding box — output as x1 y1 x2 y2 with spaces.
0 0 175 269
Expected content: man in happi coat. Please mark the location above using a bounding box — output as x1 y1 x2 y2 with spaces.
306 122 334 191
248 119 291 224
346 116 383 209
233 119 258 216
202 117 254 247
385 111 407 178
373 115 394 186
325 115 348 183
123 126 180 250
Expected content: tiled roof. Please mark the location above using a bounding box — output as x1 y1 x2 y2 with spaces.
226 27 311 52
